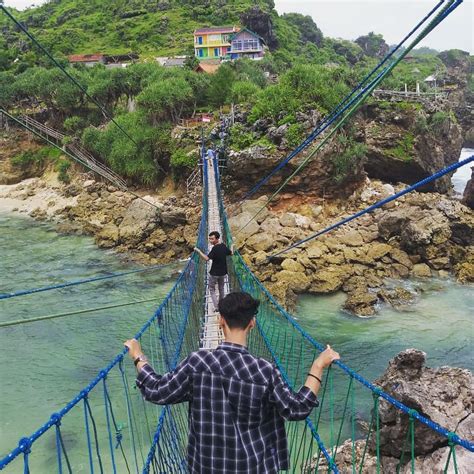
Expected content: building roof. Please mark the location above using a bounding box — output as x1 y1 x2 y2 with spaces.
194 26 239 35
424 75 437 82
164 57 187 67
68 54 105 63
195 61 221 74
229 27 264 43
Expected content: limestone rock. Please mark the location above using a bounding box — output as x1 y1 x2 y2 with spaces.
309 267 348 293
374 349 473 457
337 230 365 247
378 287 416 308
161 208 186 226
343 290 378 317
461 167 474 210
95 224 120 248
455 262 474 283
411 263 432 278
367 242 392 260
119 198 160 245
272 270 311 292
398 445 474 474
390 248 413 269
241 198 268 223
279 212 297 227
281 258 305 273
228 212 260 239
245 233 274 252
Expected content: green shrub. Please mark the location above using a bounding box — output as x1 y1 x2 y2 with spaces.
229 124 256 151
332 140 367 183
56 159 71 183
388 133 415 161
285 123 304 148
11 146 61 169
63 116 86 134
170 149 197 181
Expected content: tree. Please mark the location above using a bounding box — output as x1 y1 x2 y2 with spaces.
230 81 261 105
282 13 323 46
355 32 389 58
137 77 194 123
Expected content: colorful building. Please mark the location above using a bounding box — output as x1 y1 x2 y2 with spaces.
228 28 265 60
193 26 265 61
194 26 238 60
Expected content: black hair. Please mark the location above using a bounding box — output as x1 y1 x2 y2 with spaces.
218 292 260 330
209 231 220 239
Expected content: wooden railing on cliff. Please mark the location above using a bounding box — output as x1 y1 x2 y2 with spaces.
20 115 128 190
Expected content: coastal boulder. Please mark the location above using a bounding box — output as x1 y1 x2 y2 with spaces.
374 349 473 457
462 168 474 210
119 198 161 245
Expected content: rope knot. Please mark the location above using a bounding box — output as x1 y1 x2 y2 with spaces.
80 389 89 399
447 432 457 446
18 437 32 454
372 387 382 398
98 370 107 379
408 408 418 418
50 413 61 426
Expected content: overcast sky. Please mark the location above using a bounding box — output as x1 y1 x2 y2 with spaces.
4 0 473 53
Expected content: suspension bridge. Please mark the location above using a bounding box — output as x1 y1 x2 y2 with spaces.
1 0 473 471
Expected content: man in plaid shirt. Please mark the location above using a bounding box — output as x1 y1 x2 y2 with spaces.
125 292 339 473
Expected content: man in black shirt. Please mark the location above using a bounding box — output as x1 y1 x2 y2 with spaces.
194 231 234 311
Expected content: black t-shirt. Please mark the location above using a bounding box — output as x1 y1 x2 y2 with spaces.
208 243 232 276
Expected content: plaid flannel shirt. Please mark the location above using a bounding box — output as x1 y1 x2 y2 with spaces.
136 342 319 473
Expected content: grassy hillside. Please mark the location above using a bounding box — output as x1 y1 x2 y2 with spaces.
1 0 276 57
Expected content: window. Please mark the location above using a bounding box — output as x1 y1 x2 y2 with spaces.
232 40 242 51
198 36 203 45
243 39 259 50
227 47 231 52
222 34 229 43
214 48 219 57
198 49 203 57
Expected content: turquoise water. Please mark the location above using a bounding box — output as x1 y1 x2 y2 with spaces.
0 213 473 470
0 213 177 466
297 282 474 379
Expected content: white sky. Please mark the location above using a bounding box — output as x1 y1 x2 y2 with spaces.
4 0 474 53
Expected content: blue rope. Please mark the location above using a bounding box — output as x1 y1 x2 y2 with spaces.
0 256 192 470
84 397 105 474
83 397 95 474
229 249 474 452
103 378 118 474
241 0 447 201
119 360 140 474
269 154 474 258
0 260 186 300
216 153 474 452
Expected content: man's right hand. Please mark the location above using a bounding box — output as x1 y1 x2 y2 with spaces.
313 345 340 369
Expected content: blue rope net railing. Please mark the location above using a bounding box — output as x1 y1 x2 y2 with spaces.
0 155 208 473
215 159 474 472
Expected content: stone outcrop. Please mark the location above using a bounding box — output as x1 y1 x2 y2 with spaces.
236 182 473 315
0 174 199 265
462 168 474 210
374 349 473 457
310 350 474 473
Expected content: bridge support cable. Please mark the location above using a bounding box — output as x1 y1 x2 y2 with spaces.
234 0 463 237
240 0 447 203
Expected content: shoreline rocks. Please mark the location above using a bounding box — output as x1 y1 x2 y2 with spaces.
231 179 474 316
0 174 199 265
